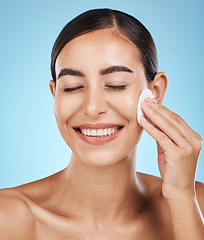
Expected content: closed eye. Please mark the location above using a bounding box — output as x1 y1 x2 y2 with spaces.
63 85 127 93
105 85 127 91
64 86 84 93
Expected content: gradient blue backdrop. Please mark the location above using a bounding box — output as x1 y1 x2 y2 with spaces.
1 0 203 188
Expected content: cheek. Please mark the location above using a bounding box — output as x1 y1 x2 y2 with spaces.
107 89 143 146
108 90 139 123
54 94 83 126
122 94 138 121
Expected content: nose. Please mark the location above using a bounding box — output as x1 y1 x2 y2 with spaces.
84 86 108 118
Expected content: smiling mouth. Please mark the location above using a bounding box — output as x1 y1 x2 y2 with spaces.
73 126 124 137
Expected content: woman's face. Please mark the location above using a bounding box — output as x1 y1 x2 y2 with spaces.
51 29 149 166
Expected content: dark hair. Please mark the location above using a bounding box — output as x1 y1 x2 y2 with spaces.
51 8 158 83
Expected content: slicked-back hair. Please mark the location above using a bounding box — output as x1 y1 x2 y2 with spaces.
51 8 158 83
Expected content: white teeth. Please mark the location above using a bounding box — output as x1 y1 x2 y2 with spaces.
108 128 112 136
92 129 97 135
103 129 107 136
80 127 120 137
97 129 102 136
87 129 91 135
111 128 115 134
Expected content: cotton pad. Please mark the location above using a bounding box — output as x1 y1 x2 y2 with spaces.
137 88 154 126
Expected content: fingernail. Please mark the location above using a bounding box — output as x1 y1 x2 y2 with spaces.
145 97 153 104
142 102 150 109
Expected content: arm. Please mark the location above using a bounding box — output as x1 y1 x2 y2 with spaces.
140 98 204 240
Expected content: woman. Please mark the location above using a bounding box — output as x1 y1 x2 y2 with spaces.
0 8 203 239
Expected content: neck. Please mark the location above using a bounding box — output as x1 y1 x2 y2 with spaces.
57 149 145 224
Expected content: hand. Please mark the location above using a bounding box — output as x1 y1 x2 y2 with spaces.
140 98 202 201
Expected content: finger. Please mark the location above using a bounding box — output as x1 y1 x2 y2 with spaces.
143 99 202 150
146 98 201 142
168 113 203 143
141 101 189 147
140 116 175 151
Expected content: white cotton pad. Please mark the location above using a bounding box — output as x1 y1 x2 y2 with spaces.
137 88 154 126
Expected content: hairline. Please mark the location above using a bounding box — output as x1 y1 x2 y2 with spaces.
54 27 143 84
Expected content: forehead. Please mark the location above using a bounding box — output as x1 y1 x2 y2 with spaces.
55 29 143 75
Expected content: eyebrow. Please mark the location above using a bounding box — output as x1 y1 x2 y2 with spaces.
57 65 134 79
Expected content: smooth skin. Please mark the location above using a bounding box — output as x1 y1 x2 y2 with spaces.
0 29 203 240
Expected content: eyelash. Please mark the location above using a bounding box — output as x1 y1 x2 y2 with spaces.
106 85 127 91
63 85 127 93
64 86 84 93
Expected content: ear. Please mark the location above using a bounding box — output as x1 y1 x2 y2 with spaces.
149 72 168 104
49 80 56 98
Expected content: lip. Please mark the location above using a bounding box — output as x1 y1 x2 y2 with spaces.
73 123 124 145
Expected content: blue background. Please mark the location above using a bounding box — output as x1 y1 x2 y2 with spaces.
0 0 203 188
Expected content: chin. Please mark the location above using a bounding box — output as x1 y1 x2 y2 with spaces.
72 147 135 168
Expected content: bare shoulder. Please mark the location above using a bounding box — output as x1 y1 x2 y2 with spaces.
195 181 204 216
0 188 36 239
0 171 65 239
